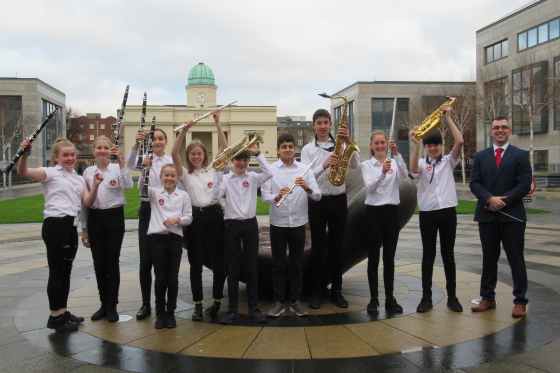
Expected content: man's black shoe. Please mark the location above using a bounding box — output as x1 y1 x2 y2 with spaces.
367 298 379 312
91 305 107 321
385 297 404 313
309 291 322 309
155 313 166 329
447 297 463 312
416 298 433 313
136 305 151 320
192 303 203 321
205 301 221 318
166 313 177 328
330 291 348 308
106 304 119 322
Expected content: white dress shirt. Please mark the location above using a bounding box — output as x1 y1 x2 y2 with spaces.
493 142 510 156
300 137 359 196
179 167 217 207
261 159 321 227
211 154 273 220
41 165 85 226
361 154 408 206
413 154 460 211
147 187 193 236
81 163 134 228
125 149 179 200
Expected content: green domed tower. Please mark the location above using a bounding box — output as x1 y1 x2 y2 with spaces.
186 62 217 107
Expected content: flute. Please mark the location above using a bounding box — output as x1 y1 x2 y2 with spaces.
140 117 156 199
2 108 59 175
135 93 148 169
276 156 318 207
110 85 129 160
174 100 238 132
387 98 397 160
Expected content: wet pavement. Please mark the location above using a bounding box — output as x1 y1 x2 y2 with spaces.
0 183 559 372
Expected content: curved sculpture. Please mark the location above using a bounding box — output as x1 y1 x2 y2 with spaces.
185 166 417 296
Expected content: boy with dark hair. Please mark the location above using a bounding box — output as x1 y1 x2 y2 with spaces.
409 103 464 314
211 143 273 324
262 134 321 317
301 109 360 309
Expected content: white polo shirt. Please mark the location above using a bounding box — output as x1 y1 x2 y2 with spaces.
41 165 85 226
361 154 408 206
413 154 460 212
261 159 321 228
211 154 273 220
147 187 192 236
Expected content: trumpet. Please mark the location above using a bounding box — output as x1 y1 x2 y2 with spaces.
174 100 238 132
413 96 456 140
205 132 263 172
276 156 318 207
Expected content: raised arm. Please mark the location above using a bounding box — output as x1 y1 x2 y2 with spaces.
408 131 421 174
442 103 464 162
16 139 46 181
213 109 228 154
172 119 195 177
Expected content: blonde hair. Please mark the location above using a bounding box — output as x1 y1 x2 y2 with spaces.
160 163 178 175
92 136 113 148
369 130 388 158
185 140 208 173
50 139 76 167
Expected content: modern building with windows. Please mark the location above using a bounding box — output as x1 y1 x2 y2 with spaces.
122 63 278 171
0 78 65 173
328 81 476 167
477 0 560 172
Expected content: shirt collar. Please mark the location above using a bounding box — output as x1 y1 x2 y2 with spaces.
493 143 509 152
54 164 76 174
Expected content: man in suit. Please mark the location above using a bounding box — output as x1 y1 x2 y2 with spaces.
469 117 532 318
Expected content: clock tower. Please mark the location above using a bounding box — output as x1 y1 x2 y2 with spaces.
186 62 217 108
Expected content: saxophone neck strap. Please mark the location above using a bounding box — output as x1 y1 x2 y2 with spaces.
426 154 442 184
314 134 336 152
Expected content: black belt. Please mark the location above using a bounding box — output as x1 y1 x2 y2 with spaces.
192 203 222 213
318 193 346 201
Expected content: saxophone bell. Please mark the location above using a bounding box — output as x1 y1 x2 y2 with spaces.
413 96 457 140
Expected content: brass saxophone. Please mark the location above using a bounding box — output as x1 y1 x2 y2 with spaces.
205 132 263 171
319 93 360 186
413 96 457 140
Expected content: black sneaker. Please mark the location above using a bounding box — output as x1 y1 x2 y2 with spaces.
155 313 167 329
192 303 203 321
205 301 221 318
367 298 379 312
385 297 404 313
47 313 78 331
309 291 322 309
447 297 463 312
220 310 239 324
65 311 84 324
268 301 285 317
91 305 107 321
416 297 433 313
105 304 119 322
330 291 348 308
247 308 266 323
166 313 177 328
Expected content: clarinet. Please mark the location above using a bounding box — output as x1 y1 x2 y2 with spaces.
140 117 156 199
110 85 129 160
135 93 148 169
2 108 59 175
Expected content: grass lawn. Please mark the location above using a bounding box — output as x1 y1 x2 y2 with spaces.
0 183 272 224
413 199 550 214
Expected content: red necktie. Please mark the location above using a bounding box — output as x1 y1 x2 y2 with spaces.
495 148 504 168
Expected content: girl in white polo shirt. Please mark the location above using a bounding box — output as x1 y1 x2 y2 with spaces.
81 137 133 322
17 138 103 331
141 163 192 329
361 131 408 314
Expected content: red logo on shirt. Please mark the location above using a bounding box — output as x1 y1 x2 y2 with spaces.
110 180 116 186
426 166 433 172
387 169 394 174
158 199 165 206
207 182 213 188
243 181 249 188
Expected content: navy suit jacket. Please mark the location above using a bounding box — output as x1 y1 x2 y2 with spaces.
469 144 531 223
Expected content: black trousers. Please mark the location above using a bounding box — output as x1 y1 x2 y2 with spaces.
138 201 153 306
270 224 306 302
419 207 457 299
151 233 183 313
224 217 259 312
308 194 347 292
42 216 78 311
186 204 226 302
366 204 400 299
478 220 528 305
88 207 125 305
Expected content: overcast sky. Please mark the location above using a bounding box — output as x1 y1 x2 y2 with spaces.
1 0 532 119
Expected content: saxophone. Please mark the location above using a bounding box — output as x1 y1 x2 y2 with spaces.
319 93 360 186
413 96 457 140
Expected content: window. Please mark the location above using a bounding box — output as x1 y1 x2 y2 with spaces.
512 61 548 134
42 100 61 157
334 101 354 139
518 17 560 51
555 56 560 130
90 134 94 140
298 139 303 146
100 124 105 130
89 123 94 130
534 150 548 172
485 39 508 63
0 96 23 162
298 130 302 136
371 98 410 164
484 77 509 121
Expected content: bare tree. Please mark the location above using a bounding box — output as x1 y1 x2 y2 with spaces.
0 101 32 188
66 107 86 148
476 62 511 142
